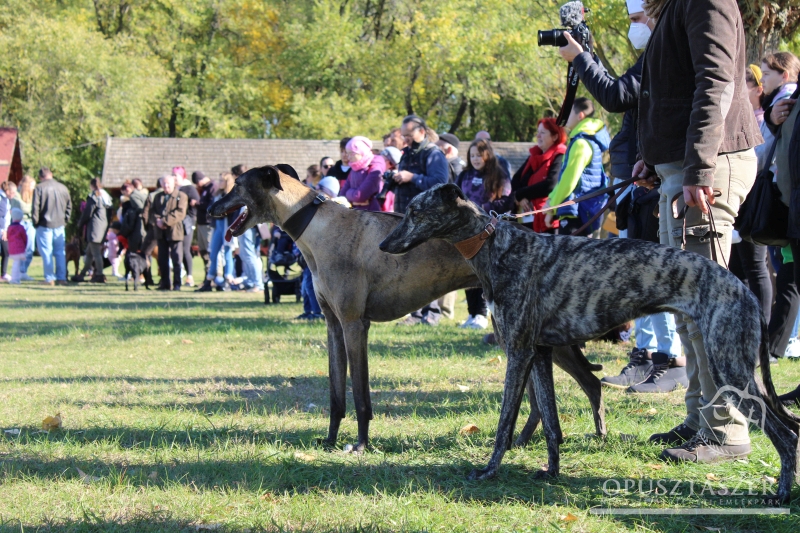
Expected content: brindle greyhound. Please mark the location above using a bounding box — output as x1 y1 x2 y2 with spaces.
208 165 606 452
379 183 800 503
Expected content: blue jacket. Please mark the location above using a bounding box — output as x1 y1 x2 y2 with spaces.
394 138 449 213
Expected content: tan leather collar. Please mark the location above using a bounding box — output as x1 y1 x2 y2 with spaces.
454 217 497 259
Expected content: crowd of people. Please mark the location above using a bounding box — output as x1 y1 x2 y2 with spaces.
0 0 798 465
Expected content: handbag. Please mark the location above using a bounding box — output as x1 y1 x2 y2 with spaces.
737 128 790 247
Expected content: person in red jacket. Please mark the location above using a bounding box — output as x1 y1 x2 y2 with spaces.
510 118 567 233
7 208 28 284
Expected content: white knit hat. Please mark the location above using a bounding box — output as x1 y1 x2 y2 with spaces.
318 176 340 197
626 0 645 14
10 207 23 222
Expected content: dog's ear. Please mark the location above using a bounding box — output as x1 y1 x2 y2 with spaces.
253 166 283 191
276 164 300 181
439 183 466 204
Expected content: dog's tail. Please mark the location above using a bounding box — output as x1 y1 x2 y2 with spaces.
572 344 603 372
758 315 800 426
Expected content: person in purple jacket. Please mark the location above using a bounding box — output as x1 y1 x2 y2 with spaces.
455 138 514 330
340 136 386 211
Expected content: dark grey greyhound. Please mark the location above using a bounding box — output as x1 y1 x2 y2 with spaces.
207 165 606 453
379 183 800 503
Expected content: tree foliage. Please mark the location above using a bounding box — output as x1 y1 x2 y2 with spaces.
0 0 796 200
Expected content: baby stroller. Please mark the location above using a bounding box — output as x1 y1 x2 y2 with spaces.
264 228 302 304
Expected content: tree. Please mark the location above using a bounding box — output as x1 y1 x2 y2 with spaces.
739 0 800 64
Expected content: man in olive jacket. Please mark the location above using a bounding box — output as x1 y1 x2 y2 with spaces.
144 174 188 290
635 0 762 462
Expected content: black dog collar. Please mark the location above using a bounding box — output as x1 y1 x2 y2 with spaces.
281 193 327 241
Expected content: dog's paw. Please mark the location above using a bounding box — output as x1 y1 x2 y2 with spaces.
467 466 497 481
532 466 558 480
315 438 337 451
343 442 367 455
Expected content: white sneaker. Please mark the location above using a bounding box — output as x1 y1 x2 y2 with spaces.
468 314 489 329
20 274 34 282
459 315 475 329
2 274 10 282
785 338 800 358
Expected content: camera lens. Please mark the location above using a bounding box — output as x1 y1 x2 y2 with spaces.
537 29 568 47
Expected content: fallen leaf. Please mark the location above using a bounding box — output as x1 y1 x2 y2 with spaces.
294 452 316 462
165 340 172 345
459 424 480 436
14 337 20 341
647 464 663 470
42 413 62 431
457 384 470 392
3 429 20 436
259 492 276 502
561 512 579 522
758 459 774 469
646 408 657 415
703 528 722 532
315 369 325 376
706 473 720 481
148 471 158 481
762 475 777 484
486 355 503 365
76 467 102 484
181 339 194 344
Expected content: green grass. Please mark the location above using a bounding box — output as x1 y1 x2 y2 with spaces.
1 257 799 532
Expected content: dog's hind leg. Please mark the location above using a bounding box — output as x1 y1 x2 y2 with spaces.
341 318 373 453
469 345 535 480
530 346 562 478
514 376 542 447
321 305 348 449
553 345 606 438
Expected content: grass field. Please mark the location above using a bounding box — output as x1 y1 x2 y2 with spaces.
1 258 799 532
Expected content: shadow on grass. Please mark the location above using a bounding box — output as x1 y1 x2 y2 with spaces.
1 452 796 532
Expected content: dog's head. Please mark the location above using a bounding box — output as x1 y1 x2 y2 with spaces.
207 164 299 241
379 183 484 255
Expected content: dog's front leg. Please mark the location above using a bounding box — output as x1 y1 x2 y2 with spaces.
530 346 561 478
321 305 347 449
469 345 534 480
342 318 372 453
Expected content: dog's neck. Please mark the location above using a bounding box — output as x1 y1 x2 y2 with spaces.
270 176 319 226
444 202 494 244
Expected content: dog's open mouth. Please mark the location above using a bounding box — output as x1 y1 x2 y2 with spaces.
225 206 249 242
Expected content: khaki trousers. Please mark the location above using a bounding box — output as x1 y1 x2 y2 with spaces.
656 149 757 446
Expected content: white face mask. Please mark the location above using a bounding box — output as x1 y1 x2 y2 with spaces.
628 20 651 50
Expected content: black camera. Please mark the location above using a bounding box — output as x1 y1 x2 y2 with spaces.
376 170 398 201
537 1 591 49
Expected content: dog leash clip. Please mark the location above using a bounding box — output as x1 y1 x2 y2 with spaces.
313 193 327 205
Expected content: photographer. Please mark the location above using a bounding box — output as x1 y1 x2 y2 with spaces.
558 0 683 394
392 115 449 214
635 0 760 463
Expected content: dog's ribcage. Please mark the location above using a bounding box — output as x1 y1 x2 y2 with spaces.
485 227 761 361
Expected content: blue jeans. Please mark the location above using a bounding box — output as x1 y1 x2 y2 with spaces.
238 227 263 289
635 313 681 357
302 268 322 315
20 220 35 274
207 218 234 282
36 226 66 282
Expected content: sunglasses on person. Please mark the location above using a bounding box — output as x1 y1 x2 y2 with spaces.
322 164 332 169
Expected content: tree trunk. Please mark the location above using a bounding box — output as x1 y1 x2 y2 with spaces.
738 1 800 65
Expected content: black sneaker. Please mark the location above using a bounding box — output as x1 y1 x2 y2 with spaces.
661 432 751 463
195 280 213 292
648 422 697 446
627 353 688 393
778 384 800 409
601 348 653 389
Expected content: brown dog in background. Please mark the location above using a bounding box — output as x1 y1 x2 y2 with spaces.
65 237 81 277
